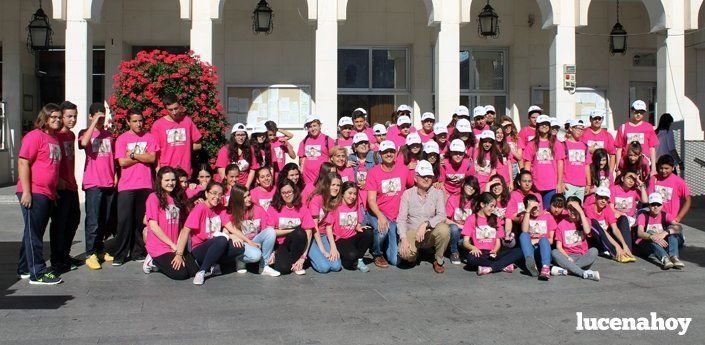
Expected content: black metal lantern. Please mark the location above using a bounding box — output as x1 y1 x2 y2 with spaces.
27 1 53 52
478 0 499 39
252 0 273 35
609 0 627 55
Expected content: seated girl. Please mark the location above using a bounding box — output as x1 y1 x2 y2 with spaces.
551 197 600 281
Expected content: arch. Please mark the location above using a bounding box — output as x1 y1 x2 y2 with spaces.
51 0 66 20
536 0 556 28
640 0 666 31
87 0 104 21
179 0 191 19
210 0 226 19
694 0 704 29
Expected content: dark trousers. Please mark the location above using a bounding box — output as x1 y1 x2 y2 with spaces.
153 252 200 280
335 228 373 270
84 187 116 256
273 228 308 275
191 236 244 272
589 216 633 256
466 247 524 272
17 193 54 279
112 189 150 261
49 189 80 266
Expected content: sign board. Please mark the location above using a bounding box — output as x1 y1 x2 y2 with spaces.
225 84 312 128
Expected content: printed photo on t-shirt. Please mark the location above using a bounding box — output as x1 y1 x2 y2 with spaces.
258 199 272 210
305 145 322 158
274 146 284 159
381 177 402 195
127 142 147 155
356 171 368 184
599 176 610 189
454 207 472 222
569 149 585 163
494 207 506 218
563 229 584 246
278 217 301 230
339 211 358 228
62 142 74 158
475 161 491 175
529 220 548 235
614 197 633 213
587 140 605 150
646 223 664 235
166 205 180 224
92 138 112 155
536 147 553 162
654 185 673 201
446 173 464 183
598 220 608 231
242 219 260 236
626 132 645 145
48 143 61 164
166 128 187 145
206 216 222 234
476 225 497 240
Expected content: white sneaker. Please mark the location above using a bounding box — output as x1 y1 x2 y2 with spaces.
142 254 156 274
582 270 600 281
261 266 281 277
236 260 247 274
193 270 206 285
550 266 568 276
294 269 306 275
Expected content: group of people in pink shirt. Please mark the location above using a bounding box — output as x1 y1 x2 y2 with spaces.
15 96 692 285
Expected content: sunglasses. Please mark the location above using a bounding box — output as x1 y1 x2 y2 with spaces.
649 203 662 207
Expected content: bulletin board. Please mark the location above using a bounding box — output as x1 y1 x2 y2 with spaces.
574 88 610 129
225 84 311 128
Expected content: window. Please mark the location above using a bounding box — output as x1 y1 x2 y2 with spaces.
36 47 107 105
338 47 410 125
459 48 508 113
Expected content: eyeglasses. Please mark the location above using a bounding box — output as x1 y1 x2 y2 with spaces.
591 117 603 121
399 124 411 129
340 125 353 130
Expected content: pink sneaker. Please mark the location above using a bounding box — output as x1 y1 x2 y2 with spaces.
477 266 493 276
502 264 515 273
538 265 551 281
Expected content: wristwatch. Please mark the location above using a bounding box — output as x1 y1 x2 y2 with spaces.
130 152 135 160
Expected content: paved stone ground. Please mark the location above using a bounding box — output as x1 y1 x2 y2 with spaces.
0 186 704 344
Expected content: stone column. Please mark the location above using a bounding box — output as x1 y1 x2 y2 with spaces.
549 24 576 120
433 2 460 127
190 1 214 64
314 0 339 137
1 0 23 183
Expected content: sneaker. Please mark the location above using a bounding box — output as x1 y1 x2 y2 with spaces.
29 272 63 285
670 256 685 269
193 270 206 285
18 272 30 280
477 266 492 276
209 264 222 277
450 252 461 265
538 265 551 281
357 258 370 273
111 260 124 267
525 256 538 277
235 259 247 274
132 256 146 263
261 266 281 277
624 255 637 263
374 256 389 268
142 255 156 274
582 270 600 281
85 254 102 270
502 264 515 273
550 266 568 276
661 256 674 270
101 252 114 262
294 269 307 275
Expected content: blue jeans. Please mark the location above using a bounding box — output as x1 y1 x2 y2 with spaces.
239 228 276 269
519 232 551 266
17 193 54 279
647 233 684 260
308 235 342 273
84 187 116 256
366 213 398 266
49 189 80 266
449 224 463 254
540 190 556 210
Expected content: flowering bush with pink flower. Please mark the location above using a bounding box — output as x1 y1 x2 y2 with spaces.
109 50 227 165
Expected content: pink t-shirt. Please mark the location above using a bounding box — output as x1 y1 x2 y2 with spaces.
418 129 434 143
446 193 474 224
145 193 181 258
79 129 115 189
297 134 335 185
472 125 489 137
637 211 673 235
364 162 409 221
115 131 159 192
563 140 588 187
389 133 409 149
185 185 204 199
250 185 275 210
151 115 201 176
615 121 659 152
506 190 543 220
184 203 225 249
555 218 588 255
266 205 315 244
610 185 641 217
584 203 617 232
308 194 331 230
526 212 557 240
648 173 691 219
582 128 616 159
336 136 354 156
301 183 315 205
440 159 473 195
518 126 536 149
270 138 288 172
461 214 505 251
338 166 356 183
221 205 269 240
523 139 566 191
617 155 651 183
387 124 416 140
326 201 363 240
474 152 496 190
216 145 254 186
56 130 77 191
16 129 61 199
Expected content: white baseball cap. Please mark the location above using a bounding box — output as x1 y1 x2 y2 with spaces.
231 123 247 134
455 105 470 116
433 123 448 135
473 106 486 118
568 119 586 128
305 115 320 126
528 105 543 114
449 139 466 153
648 192 663 205
421 112 435 122
632 100 647 112
353 107 367 115
423 141 440 155
595 187 611 198
455 118 472 133
405 132 422 146
477 130 496 141
396 115 412 126
397 104 413 113
251 124 267 134
589 109 606 119
485 105 496 114
415 160 434 177
353 132 369 144
373 123 387 135
379 140 396 152
550 117 561 128
536 115 552 124
338 117 353 127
